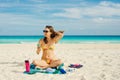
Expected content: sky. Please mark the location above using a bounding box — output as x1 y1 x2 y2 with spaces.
0 0 120 35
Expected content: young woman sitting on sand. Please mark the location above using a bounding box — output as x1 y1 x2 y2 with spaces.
32 25 64 69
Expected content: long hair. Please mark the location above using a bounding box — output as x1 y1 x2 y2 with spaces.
43 25 58 44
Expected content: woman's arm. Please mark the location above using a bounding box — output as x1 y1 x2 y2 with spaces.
36 39 42 55
54 31 64 43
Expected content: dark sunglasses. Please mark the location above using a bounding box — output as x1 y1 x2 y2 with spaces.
43 30 49 33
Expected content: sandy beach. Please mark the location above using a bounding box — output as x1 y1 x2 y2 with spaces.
0 43 120 80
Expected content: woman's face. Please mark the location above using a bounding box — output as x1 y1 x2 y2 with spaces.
43 28 51 38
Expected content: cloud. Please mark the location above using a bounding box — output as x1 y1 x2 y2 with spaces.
53 8 81 18
0 13 43 26
92 17 120 23
29 0 46 3
84 5 120 17
0 0 120 35
0 0 45 9
53 1 120 18
0 0 45 3
99 1 120 8
0 13 46 35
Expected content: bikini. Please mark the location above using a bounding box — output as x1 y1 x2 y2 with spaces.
41 45 55 50
37 43 55 50
37 43 55 64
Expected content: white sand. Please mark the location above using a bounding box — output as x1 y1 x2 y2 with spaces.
0 43 120 80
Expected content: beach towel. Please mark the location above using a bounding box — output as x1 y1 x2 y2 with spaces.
23 63 66 75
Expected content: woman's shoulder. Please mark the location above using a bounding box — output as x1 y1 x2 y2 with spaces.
39 38 43 41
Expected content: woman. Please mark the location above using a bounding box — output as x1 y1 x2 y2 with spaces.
33 25 64 69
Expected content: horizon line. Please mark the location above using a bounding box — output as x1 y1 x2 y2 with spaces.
0 35 120 36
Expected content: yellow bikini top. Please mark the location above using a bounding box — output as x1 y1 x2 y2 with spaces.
41 45 55 50
37 43 55 50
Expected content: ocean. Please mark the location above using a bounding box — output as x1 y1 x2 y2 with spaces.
0 35 120 44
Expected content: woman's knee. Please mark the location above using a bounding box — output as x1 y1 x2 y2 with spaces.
58 59 62 65
32 60 39 65
55 59 62 65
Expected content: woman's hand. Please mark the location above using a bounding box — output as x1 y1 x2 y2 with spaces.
59 31 64 33
36 49 40 55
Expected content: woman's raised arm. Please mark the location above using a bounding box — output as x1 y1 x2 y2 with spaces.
54 31 64 43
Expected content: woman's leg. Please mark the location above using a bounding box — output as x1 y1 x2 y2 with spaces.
32 59 49 69
49 59 62 68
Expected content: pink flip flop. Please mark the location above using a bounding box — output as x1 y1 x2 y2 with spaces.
69 64 83 68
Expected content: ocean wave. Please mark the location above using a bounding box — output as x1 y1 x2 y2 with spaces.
60 41 120 44
0 41 21 44
0 40 120 44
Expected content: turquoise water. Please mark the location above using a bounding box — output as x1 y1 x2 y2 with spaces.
0 35 120 44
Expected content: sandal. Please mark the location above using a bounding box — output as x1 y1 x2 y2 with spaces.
69 64 83 69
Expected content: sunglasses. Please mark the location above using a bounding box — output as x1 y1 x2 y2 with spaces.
43 30 49 33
